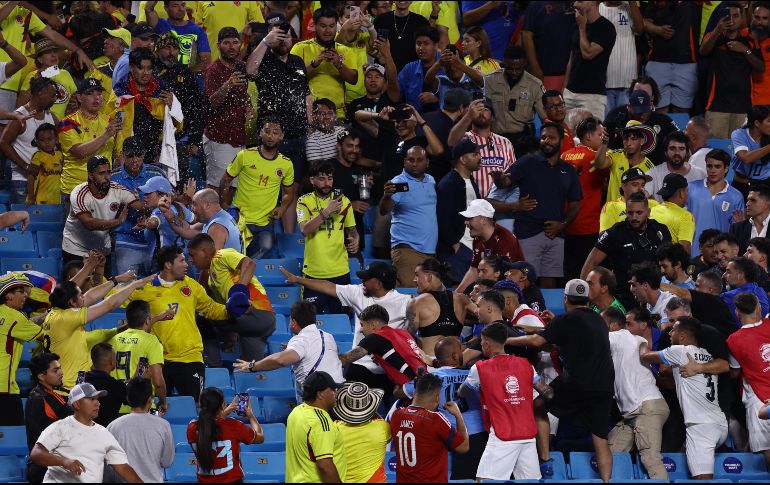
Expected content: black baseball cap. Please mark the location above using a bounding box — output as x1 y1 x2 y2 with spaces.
218 26 240 43
77 77 106 95
122 136 145 156
87 155 110 173
128 22 158 40
452 138 483 160
621 167 653 184
356 261 396 284
303 371 342 395
657 173 688 199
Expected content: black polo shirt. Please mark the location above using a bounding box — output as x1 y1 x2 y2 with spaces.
346 93 397 162
254 50 311 140
422 109 456 182
688 290 736 340
595 219 672 293
84 370 127 427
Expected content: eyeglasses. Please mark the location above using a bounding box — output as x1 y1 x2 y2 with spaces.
545 102 565 110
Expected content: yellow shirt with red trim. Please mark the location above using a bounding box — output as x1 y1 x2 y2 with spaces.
208 248 274 313
605 149 655 202
41 307 118 389
336 418 391 483
286 403 347 483
0 5 46 92
125 276 229 364
600 197 660 232
58 110 115 195
194 1 263 60
226 147 295 226
20 68 78 120
0 304 43 394
30 150 64 205
297 192 356 279
650 201 696 244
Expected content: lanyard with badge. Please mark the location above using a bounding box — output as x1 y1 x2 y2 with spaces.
308 330 326 375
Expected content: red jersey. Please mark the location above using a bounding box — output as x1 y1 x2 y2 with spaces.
187 417 257 483
470 224 525 267
727 320 770 402
561 145 607 235
476 354 537 441
390 405 465 483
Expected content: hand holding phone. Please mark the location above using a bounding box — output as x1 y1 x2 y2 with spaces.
236 393 250 417
394 182 409 193
137 357 149 377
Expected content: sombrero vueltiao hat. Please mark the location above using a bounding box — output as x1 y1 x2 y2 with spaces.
622 119 658 156
333 382 384 425
0 273 33 299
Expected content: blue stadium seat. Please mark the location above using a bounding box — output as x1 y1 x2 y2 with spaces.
385 451 397 481
170 424 192 452
19 342 34 367
337 340 354 353
11 204 63 222
569 452 635 480
638 453 689 480
25 221 64 233
349 259 365 284
36 231 62 258
543 452 569 480
234 368 294 397
363 205 377 234
315 314 352 335
0 427 27 456
204 367 233 392
267 333 291 355
714 452 770 481
673 480 732 483
87 313 127 331
241 423 286 452
276 234 305 259
264 287 301 315
241 452 286 481
255 258 300 286
669 113 690 131
163 396 198 425
0 455 23 483
362 234 374 258
542 288 566 316
165 453 198 482
274 314 289 334
261 396 297 423
0 232 37 258
15 368 32 397
708 138 733 155
1 257 60 277
0 191 9 204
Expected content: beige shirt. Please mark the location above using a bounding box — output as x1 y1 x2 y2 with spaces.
484 70 547 135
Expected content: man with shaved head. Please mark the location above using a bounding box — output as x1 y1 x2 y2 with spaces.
397 336 487 480
159 188 242 251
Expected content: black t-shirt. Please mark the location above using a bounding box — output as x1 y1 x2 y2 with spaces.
688 255 713 280
566 16 616 94
468 320 539 364
644 2 697 64
539 307 615 393
329 158 365 202
705 32 761 113
346 93 398 162
524 285 547 313
84 370 127 427
689 290 738 340
360 333 418 381
422 109 456 183
595 219 672 296
254 51 311 140
373 12 430 71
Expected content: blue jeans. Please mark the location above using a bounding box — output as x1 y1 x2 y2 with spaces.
605 88 629 116
487 185 519 233
246 222 274 260
10 180 26 205
114 246 153 277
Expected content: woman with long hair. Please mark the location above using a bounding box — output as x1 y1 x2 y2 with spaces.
477 255 507 282
462 26 500 75
732 105 770 199
187 387 264 483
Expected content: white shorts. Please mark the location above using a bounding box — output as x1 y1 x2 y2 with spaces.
476 427 541 480
685 422 728 476
745 394 770 452
203 135 243 187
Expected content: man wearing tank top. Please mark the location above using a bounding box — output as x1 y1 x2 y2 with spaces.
159 188 242 252
0 77 57 204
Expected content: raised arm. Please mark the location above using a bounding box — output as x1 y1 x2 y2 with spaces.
86 276 155 321
579 247 608 280
144 0 160 28
233 349 301 373
279 266 339 297
82 270 136 306
338 345 370 366
0 31 27 78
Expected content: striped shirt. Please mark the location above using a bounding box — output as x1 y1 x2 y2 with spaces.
306 125 346 162
465 130 516 198
600 3 638 89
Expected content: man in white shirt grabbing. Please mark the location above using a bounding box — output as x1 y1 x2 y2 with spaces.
30 383 143 483
640 317 729 480
601 307 669 481
233 300 344 391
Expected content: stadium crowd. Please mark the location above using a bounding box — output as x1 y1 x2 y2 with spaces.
2 0 770 483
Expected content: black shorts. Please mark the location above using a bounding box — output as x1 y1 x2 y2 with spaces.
163 361 205 402
547 377 614 440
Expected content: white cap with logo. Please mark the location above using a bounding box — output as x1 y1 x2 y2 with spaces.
67 383 107 406
459 199 495 219
564 279 589 299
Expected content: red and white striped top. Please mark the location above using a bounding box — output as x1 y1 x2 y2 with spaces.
464 130 516 198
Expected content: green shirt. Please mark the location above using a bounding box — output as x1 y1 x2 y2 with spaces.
590 298 627 314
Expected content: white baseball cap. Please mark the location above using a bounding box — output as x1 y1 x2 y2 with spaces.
67 383 107 406
459 199 495 219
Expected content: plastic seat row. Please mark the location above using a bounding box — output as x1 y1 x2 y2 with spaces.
170 423 286 453
159 395 297 425
166 451 285 482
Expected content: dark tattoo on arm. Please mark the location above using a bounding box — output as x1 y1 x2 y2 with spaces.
405 301 418 336
339 346 368 366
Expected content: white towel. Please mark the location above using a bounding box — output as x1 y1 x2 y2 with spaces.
159 93 184 186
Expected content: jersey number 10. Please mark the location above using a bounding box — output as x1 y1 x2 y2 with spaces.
395 430 417 468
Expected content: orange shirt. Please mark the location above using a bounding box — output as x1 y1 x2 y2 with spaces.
562 145 607 236
752 35 770 105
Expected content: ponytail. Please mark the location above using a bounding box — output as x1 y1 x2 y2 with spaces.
195 388 224 472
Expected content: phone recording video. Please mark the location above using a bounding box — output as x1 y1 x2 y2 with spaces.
236 393 250 416
394 182 410 193
390 108 411 121
137 357 149 377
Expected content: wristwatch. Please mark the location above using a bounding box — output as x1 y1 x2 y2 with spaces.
746 49 752 56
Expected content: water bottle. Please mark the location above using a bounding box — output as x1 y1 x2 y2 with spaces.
358 173 371 201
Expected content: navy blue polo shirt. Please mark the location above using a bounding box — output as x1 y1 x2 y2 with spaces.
504 151 582 239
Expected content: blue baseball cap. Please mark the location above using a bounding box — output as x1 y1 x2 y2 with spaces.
138 176 173 194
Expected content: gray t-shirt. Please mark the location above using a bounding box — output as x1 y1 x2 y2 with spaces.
107 413 175 483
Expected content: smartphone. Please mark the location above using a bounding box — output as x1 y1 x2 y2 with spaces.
236 393 250 416
137 357 149 377
149 408 159 416
390 109 411 121
394 182 409 193
349 5 361 19
279 22 291 35
76 371 86 385
250 21 268 36
333 188 342 199
114 203 126 219
447 45 458 55
114 111 124 125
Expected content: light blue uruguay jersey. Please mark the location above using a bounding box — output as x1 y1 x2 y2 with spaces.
686 179 744 256
732 127 770 180
403 366 485 435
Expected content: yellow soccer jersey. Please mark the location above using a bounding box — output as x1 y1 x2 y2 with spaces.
58 110 115 195
226 147 294 227
290 39 358 117
337 418 391 483
650 202 696 243
605 150 655 202
464 56 501 75
125 276 229 364
0 5 46 92
195 1 263 60
41 307 117 389
0 305 43 394
30 150 64 205
410 1 460 44
337 30 371 104
109 327 164 413
21 68 77 120
297 192 356 279
209 248 274 313
599 197 660 232
286 403 347 483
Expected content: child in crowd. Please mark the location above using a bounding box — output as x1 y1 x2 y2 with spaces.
25 123 63 205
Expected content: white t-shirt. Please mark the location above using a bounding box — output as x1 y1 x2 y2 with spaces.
660 344 727 426
460 178 476 249
648 290 675 322
609 329 663 414
646 164 707 202
62 182 138 256
10 105 54 181
688 146 710 173
37 415 129 483
335 285 412 373
286 323 344 387
599 3 637 89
